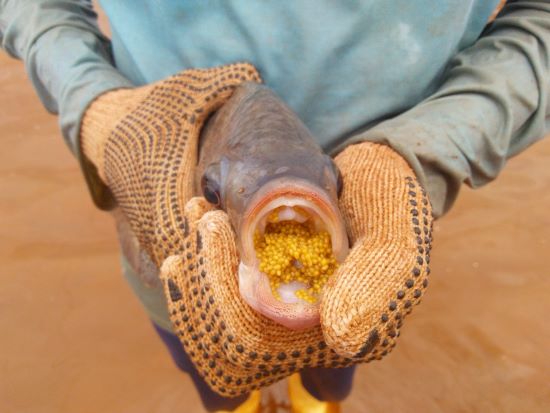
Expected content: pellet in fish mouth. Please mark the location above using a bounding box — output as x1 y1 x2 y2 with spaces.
253 207 339 304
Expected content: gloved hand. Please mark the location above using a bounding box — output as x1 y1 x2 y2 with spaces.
81 63 320 397
81 63 330 398
321 142 433 357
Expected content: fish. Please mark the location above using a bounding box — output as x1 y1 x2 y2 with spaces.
196 82 349 330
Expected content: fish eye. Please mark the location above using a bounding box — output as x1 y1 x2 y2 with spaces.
201 175 221 206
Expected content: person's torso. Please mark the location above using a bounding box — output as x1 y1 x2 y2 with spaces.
100 0 499 151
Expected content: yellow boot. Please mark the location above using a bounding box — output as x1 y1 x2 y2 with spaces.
287 374 340 413
216 390 261 413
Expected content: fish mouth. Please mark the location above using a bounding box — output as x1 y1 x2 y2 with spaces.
238 177 349 330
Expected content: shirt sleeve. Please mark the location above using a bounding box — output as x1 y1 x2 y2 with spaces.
338 0 550 218
0 0 133 208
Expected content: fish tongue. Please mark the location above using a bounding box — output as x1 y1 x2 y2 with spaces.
276 206 308 223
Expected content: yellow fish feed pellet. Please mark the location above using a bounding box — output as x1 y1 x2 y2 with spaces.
254 213 338 303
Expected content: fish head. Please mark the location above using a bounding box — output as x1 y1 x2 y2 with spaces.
197 83 349 330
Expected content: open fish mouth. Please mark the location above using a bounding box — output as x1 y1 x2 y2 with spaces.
238 178 349 330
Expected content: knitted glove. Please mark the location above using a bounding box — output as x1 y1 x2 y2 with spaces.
321 142 433 357
160 199 348 398
80 63 337 397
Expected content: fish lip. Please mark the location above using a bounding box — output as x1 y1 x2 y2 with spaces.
237 177 349 330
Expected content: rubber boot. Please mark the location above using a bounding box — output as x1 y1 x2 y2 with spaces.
287 374 340 413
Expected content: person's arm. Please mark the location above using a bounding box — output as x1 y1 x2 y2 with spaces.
339 0 550 217
0 0 133 207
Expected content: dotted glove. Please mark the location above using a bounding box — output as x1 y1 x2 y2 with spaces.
80 64 345 397
160 198 355 398
321 142 433 358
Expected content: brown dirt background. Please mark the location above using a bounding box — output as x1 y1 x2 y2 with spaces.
1 5 549 413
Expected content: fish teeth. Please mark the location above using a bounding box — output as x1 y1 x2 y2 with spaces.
278 206 308 223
